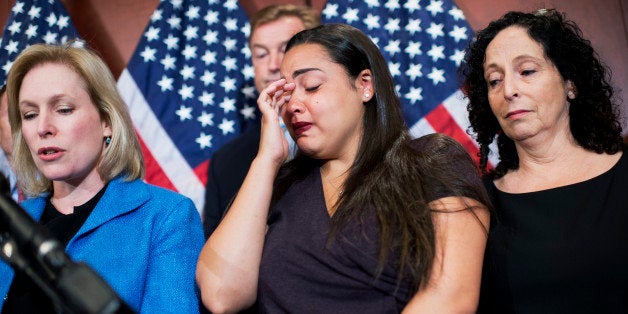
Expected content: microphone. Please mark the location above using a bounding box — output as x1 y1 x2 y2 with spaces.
0 187 68 271
0 183 134 313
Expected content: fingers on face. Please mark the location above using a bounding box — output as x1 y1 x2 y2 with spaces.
261 79 294 112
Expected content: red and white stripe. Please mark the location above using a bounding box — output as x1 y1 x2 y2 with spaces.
409 90 498 168
117 69 206 215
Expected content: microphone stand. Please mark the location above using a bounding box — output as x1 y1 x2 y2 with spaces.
0 193 134 313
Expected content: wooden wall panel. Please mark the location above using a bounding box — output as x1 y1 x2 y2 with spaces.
0 1 14 32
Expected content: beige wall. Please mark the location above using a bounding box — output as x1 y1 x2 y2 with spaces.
1 0 626 138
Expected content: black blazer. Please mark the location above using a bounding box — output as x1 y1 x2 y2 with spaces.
203 126 260 239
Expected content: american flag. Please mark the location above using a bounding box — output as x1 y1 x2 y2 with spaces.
321 0 497 167
0 0 83 87
0 0 257 213
2 0 497 215
117 0 256 213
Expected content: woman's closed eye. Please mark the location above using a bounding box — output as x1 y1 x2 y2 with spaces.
487 75 502 88
485 70 502 88
305 84 321 92
57 107 74 115
488 79 501 87
22 112 37 120
521 69 536 76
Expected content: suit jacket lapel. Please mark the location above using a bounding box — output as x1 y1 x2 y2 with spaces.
70 178 149 245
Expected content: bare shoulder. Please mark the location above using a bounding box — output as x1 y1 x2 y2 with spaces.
429 196 490 228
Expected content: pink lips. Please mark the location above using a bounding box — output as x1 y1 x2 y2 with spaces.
505 110 531 119
37 147 64 161
291 121 312 136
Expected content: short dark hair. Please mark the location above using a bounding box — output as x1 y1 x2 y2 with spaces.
461 9 623 178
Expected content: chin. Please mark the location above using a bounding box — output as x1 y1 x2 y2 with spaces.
508 131 538 143
39 168 80 183
295 143 319 159
297 146 315 157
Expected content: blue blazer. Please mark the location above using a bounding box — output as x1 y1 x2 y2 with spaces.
0 177 204 313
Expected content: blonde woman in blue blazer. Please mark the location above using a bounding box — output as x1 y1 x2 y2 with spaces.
0 43 204 313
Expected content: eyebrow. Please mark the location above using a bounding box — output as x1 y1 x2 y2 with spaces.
250 44 269 50
291 67 321 79
19 94 66 108
484 54 542 71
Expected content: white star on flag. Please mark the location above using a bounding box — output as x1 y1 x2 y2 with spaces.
115 0 258 213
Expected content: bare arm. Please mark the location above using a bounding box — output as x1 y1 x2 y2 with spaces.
196 79 294 313
402 196 489 313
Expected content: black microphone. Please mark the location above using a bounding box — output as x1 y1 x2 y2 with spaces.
0 183 134 313
0 170 10 197
0 186 69 272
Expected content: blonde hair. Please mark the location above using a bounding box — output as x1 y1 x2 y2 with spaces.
6 43 144 196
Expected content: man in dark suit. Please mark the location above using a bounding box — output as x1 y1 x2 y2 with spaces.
203 4 321 238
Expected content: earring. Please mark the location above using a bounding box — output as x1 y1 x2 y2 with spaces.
567 90 575 99
364 93 370 99
105 136 111 146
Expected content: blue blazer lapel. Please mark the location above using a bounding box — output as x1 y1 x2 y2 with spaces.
21 196 47 221
71 178 149 242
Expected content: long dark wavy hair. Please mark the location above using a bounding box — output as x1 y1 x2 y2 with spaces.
272 24 490 295
461 9 623 179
